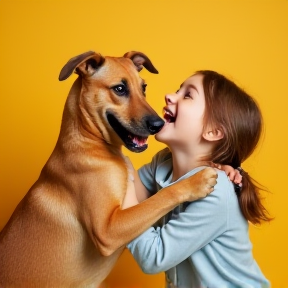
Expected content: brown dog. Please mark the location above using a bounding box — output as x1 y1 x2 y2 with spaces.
0 51 217 288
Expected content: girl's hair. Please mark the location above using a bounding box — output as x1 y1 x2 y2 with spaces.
195 70 272 225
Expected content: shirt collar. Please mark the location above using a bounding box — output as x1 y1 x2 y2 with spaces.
155 156 208 188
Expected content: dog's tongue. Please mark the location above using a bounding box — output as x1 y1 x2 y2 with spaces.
132 136 148 147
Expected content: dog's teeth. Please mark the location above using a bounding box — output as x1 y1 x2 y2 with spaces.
132 136 147 147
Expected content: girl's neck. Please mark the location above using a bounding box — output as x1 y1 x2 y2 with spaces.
169 145 211 182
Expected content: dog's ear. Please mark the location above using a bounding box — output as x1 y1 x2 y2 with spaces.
59 51 105 81
123 51 158 74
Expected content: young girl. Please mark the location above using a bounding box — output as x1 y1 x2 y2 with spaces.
124 71 271 288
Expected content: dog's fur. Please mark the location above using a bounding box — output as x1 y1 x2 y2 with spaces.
0 51 217 288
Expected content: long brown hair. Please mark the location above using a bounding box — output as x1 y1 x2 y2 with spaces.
196 70 272 225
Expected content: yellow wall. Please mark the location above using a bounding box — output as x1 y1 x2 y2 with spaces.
0 1 287 287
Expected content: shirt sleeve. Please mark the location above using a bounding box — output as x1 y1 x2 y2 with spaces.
127 171 231 274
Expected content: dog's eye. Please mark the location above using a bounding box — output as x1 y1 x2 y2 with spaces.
142 83 147 93
112 85 128 96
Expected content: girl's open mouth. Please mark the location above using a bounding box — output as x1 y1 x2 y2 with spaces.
163 107 176 123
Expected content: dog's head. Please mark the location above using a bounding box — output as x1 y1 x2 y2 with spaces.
59 50 164 153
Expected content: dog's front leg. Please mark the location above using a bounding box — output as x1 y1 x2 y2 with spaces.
80 167 217 256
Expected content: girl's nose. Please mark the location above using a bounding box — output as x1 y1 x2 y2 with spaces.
165 93 177 104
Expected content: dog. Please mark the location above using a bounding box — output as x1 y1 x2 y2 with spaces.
0 50 217 288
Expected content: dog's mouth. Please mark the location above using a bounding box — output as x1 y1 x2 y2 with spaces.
163 107 176 123
106 113 148 153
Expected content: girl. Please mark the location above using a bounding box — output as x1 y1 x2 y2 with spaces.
124 71 271 288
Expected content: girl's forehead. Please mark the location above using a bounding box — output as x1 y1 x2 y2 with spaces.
181 74 203 87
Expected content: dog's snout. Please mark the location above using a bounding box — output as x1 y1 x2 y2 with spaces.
146 116 165 135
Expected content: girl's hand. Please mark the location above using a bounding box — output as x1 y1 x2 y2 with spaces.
210 163 242 185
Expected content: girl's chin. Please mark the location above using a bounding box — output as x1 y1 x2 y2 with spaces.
155 122 174 141
155 131 169 144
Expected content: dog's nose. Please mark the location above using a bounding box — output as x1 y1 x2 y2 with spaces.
146 117 165 135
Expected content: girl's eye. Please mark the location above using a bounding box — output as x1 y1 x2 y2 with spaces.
184 92 191 99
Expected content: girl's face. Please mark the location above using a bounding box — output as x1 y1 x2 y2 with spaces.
156 74 206 149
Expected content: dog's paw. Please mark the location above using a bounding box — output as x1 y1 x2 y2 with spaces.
176 167 218 202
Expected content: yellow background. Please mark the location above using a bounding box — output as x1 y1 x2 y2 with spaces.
0 1 287 287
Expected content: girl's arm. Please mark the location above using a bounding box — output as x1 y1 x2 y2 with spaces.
127 170 230 274
134 171 151 202
122 171 150 209
121 157 151 209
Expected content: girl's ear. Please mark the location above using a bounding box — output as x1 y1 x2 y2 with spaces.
202 128 224 142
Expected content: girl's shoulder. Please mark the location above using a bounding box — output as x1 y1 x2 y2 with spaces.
213 169 239 208
214 169 235 194
152 147 172 165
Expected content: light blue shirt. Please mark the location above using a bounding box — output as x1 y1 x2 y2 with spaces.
127 148 270 288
